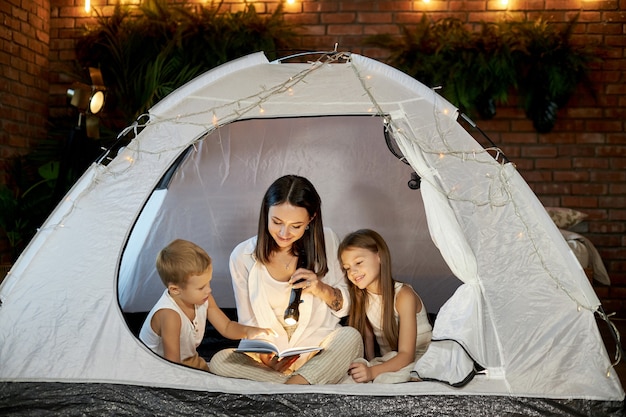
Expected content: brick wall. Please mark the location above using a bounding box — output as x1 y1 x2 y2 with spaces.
0 0 50 169
7 0 626 314
0 0 51 262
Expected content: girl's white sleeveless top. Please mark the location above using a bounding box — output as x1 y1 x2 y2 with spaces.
366 282 432 356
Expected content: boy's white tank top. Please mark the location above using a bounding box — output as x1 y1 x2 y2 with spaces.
139 290 207 362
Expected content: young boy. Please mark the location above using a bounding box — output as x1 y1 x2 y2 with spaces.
139 239 276 371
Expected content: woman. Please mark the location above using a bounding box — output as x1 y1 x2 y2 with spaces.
209 175 363 384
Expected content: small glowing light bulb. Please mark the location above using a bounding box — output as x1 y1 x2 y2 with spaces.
85 0 91 13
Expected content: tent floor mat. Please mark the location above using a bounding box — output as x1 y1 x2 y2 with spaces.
0 382 624 417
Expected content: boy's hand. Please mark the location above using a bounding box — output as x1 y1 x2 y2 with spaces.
246 326 278 340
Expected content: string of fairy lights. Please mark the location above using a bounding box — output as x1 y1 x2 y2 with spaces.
351 58 601 314
42 50 619 374
109 52 596 314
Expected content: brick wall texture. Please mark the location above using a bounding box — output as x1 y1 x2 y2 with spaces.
3 0 626 315
0 0 50 169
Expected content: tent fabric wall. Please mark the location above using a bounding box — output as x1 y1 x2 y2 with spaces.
118 115 458 314
0 52 623 408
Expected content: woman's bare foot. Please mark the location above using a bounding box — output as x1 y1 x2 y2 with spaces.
285 374 310 385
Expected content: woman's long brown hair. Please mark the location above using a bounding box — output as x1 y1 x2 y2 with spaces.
255 175 328 277
339 229 399 351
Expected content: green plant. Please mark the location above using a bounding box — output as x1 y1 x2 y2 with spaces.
367 15 598 131
367 17 473 114
469 21 517 119
0 117 98 261
505 16 599 132
75 0 297 125
0 147 60 260
367 16 515 119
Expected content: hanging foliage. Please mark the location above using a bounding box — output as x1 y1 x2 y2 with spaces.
505 16 598 132
367 14 599 132
75 0 297 125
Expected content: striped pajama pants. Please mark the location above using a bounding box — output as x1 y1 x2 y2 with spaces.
209 326 363 384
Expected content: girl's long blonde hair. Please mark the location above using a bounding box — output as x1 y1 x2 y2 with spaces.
339 229 399 351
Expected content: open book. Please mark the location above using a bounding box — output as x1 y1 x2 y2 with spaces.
235 339 323 358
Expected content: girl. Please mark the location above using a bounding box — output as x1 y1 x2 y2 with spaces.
209 175 363 384
339 229 432 383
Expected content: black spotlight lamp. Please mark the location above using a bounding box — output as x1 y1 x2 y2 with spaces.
66 83 105 115
66 67 106 138
54 68 107 202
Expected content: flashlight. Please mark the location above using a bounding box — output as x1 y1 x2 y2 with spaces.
284 254 308 326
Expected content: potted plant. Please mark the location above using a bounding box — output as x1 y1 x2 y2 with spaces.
366 16 474 114
366 16 516 119
367 15 598 131
467 21 517 119
506 15 599 133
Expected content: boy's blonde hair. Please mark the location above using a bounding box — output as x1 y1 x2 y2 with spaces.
156 239 212 287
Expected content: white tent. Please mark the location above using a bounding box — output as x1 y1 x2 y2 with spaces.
0 52 623 414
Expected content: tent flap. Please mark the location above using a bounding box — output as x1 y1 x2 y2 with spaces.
413 339 480 387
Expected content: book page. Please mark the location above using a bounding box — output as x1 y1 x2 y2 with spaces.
276 345 323 358
235 339 323 358
235 339 281 354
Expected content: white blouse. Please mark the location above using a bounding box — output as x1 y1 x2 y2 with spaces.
229 228 350 353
